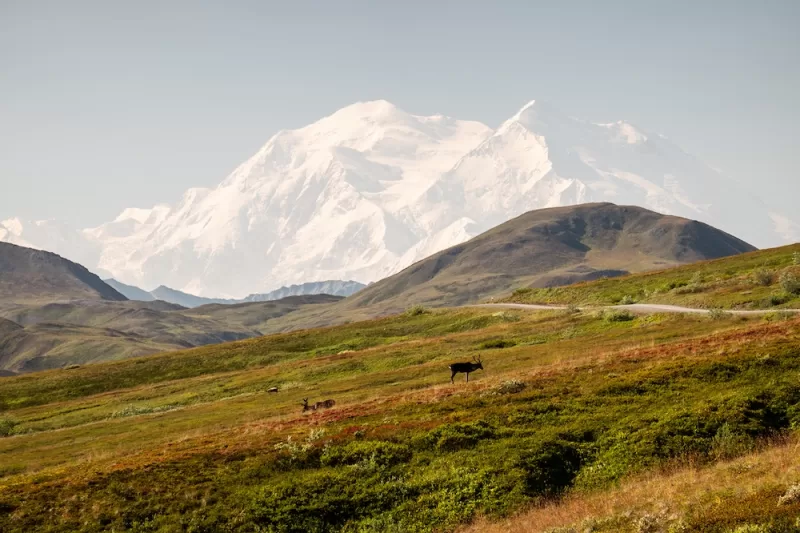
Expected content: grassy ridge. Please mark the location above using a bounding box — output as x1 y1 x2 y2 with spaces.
2 245 800 531
502 243 800 310
0 307 799 531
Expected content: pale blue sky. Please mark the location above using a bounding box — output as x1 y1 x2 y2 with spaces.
1 0 798 228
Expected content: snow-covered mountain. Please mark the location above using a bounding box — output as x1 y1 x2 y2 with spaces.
242 280 366 302
3 100 797 298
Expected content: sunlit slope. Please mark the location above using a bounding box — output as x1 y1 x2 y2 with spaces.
0 292 798 531
503 242 800 310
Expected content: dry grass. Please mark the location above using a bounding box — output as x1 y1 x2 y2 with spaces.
462 436 800 532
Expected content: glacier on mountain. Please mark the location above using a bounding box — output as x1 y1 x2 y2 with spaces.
3 99 796 298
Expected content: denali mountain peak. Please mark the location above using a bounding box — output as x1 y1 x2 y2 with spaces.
2 100 797 298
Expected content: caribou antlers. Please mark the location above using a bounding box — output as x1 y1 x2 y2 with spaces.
448 355 484 383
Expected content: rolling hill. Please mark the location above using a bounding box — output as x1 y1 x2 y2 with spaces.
1 244 798 532
0 204 758 370
0 296 343 374
0 242 126 304
0 243 346 372
283 203 756 326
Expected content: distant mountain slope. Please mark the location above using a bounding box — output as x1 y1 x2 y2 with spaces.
183 294 344 331
104 279 155 301
242 281 365 301
317 203 756 319
106 279 365 308
4 100 794 298
0 323 180 374
0 295 343 373
0 242 126 304
0 317 22 337
0 244 346 373
148 286 235 308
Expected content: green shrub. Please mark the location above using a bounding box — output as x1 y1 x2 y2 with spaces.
246 469 407 532
405 305 429 317
320 440 411 468
419 421 497 451
765 293 792 307
793 251 800 265
109 404 180 419
708 308 731 320
619 295 637 305
674 283 704 295
512 287 533 297
710 423 754 460
480 339 517 349
779 272 800 295
0 417 18 437
751 268 775 286
602 310 635 322
763 310 796 322
660 280 688 293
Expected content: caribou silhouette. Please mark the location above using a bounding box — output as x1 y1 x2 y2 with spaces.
314 399 336 410
301 398 336 413
449 355 483 383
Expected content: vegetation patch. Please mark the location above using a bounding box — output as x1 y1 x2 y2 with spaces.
1 279 799 532
480 339 518 349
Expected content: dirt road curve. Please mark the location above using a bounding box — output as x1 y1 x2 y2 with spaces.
471 303 800 315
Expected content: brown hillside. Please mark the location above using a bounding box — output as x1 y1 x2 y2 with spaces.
330 203 756 317
0 242 126 304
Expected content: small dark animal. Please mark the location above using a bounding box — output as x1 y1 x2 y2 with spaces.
301 398 313 412
267 387 279 393
449 355 483 383
314 399 336 410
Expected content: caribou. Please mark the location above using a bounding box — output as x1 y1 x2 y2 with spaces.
449 355 483 383
314 399 336 410
301 398 336 413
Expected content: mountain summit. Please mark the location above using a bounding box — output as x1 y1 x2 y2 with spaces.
2 100 796 297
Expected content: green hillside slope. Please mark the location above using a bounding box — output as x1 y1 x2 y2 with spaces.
1 247 798 532
502 242 800 310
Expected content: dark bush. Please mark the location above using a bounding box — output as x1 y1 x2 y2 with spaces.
406 305 429 317
419 420 497 451
515 440 583 497
480 339 517 349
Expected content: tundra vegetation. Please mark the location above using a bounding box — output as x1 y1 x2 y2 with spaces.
503 243 800 311
0 246 799 532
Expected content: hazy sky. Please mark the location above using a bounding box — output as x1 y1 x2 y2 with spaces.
2 0 799 228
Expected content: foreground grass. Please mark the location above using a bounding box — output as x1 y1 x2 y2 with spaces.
502 243 800 311
463 435 800 532
0 304 799 531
